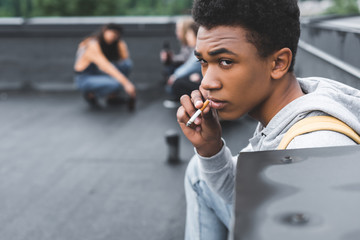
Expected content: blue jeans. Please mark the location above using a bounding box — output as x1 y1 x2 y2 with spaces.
185 155 233 240
75 59 133 98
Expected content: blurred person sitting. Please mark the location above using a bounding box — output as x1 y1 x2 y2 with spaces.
160 17 193 83
163 21 202 108
74 23 136 110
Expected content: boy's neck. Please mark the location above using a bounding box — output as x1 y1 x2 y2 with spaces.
249 72 304 127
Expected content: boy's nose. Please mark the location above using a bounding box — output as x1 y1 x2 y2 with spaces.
200 68 222 91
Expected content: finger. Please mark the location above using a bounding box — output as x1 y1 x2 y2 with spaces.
176 105 188 125
176 105 196 130
190 90 211 115
180 94 197 116
190 90 205 109
180 94 206 127
177 106 201 142
200 108 221 136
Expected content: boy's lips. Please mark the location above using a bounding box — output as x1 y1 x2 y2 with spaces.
208 98 227 110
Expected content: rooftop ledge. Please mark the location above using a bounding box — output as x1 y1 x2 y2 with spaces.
1 15 359 33
0 16 185 25
301 15 360 34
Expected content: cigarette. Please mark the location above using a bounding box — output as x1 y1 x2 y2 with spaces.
186 99 210 127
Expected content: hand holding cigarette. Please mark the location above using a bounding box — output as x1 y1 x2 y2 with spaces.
177 91 222 157
186 99 210 127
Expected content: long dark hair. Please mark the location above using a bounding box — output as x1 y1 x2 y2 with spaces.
97 23 124 61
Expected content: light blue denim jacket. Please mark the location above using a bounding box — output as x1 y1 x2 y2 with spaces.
173 48 202 80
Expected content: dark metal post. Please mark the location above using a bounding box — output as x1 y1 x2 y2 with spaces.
165 129 180 163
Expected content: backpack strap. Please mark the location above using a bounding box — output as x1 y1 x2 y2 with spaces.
278 116 360 150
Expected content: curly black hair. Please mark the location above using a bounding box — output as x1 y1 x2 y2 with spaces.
192 0 300 72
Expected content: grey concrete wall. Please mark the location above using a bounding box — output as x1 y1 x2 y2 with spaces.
295 47 360 89
295 16 360 89
0 17 181 90
299 16 360 69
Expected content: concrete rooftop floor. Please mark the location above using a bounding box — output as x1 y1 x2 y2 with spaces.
0 86 257 240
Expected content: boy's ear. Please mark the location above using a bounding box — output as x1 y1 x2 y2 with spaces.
270 48 292 79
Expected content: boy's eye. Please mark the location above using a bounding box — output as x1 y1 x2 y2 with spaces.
220 59 232 66
197 59 207 65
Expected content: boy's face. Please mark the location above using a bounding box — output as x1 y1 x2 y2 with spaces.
195 26 274 120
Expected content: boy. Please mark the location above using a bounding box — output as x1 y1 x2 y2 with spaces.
176 0 360 239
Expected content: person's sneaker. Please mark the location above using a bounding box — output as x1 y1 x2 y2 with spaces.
127 97 136 112
83 92 99 108
163 99 180 109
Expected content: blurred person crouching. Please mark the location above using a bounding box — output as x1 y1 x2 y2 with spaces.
74 23 136 110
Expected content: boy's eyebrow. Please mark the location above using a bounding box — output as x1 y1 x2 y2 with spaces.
209 48 237 56
194 48 237 57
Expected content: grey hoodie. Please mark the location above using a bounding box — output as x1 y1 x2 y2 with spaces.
196 77 360 203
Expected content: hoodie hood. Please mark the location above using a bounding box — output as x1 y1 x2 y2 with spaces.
249 77 360 151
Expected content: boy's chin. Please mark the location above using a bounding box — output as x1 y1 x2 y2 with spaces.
218 111 243 121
